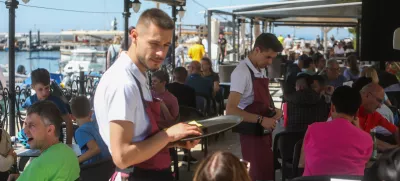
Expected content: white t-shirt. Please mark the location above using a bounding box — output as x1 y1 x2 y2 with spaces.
334 46 345 55
230 58 267 110
94 52 152 153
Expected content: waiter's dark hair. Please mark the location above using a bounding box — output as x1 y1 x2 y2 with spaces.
253 33 283 53
137 8 174 30
193 151 251 181
331 86 361 116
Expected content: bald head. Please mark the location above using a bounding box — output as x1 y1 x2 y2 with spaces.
360 83 385 113
360 83 384 95
189 61 202 74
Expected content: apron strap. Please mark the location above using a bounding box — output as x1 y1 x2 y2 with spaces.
130 71 148 109
245 65 275 109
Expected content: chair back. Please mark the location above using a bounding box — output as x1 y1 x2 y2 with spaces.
386 91 400 109
179 106 205 122
292 139 304 177
292 175 363 181
274 131 306 163
80 158 115 181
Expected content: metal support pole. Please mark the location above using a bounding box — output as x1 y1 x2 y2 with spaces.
207 10 212 60
79 71 85 95
262 21 265 33
232 15 236 61
356 19 360 58
269 22 272 33
29 30 32 50
237 19 241 61
5 0 18 136
37 30 40 46
171 6 177 69
250 19 254 50
123 0 131 57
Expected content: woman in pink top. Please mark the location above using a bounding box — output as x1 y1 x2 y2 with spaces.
299 86 373 176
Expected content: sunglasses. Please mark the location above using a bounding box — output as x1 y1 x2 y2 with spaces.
368 92 384 105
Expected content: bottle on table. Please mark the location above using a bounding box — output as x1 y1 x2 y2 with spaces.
370 128 378 159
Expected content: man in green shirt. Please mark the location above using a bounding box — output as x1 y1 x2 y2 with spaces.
11 101 79 181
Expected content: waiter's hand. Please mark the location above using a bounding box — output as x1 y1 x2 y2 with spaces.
165 123 202 142
261 117 277 130
273 109 283 120
176 140 201 150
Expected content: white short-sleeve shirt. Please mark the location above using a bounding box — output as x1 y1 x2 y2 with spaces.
230 58 267 110
94 52 152 153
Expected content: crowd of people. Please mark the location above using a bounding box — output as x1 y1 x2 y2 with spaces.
1 7 400 181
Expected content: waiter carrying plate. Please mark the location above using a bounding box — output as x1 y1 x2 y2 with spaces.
94 9 202 181
227 33 284 181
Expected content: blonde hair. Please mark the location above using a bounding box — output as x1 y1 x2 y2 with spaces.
113 36 122 44
361 67 379 83
193 151 251 181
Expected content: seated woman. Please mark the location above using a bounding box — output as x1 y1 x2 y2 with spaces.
300 86 373 176
193 151 251 181
0 127 16 180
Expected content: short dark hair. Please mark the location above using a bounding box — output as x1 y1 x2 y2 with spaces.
352 77 373 92
296 74 313 89
31 68 50 86
303 57 313 68
27 101 63 138
312 53 324 64
152 70 169 84
331 86 361 116
70 96 91 119
312 75 326 87
137 8 174 30
298 54 309 62
253 33 283 53
173 67 188 82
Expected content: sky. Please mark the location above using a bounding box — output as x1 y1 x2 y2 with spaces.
0 0 351 39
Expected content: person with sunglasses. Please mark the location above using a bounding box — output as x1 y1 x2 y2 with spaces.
357 83 399 151
22 68 73 144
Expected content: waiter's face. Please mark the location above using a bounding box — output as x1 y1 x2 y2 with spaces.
132 23 173 71
253 48 278 68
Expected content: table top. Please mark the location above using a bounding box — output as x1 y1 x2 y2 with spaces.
16 144 81 157
219 82 231 86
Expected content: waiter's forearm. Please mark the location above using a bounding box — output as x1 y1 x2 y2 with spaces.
226 106 259 123
113 131 170 169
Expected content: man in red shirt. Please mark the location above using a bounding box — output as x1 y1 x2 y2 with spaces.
357 83 399 150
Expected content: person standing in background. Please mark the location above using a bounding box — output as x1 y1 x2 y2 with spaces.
188 37 205 62
218 32 227 65
106 36 122 69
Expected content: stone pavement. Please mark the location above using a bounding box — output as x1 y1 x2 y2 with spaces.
177 83 285 181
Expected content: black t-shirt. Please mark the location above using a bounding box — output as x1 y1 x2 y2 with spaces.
218 38 227 50
166 82 197 108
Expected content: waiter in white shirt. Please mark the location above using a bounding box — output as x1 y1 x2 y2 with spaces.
94 9 201 181
227 33 284 181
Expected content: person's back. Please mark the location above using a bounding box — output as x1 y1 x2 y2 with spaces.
17 143 79 181
188 43 205 61
302 86 373 176
186 74 213 97
303 118 372 176
167 82 196 108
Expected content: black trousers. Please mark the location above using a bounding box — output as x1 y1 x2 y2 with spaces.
218 48 225 64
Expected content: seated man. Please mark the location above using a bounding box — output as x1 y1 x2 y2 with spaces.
358 83 399 150
322 59 347 88
11 101 79 180
151 70 179 129
285 74 330 131
298 57 316 76
166 67 196 108
71 96 111 165
22 68 73 144
300 86 372 176
186 61 213 98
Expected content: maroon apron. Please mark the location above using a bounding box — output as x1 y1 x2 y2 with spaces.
111 75 172 181
236 65 275 181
